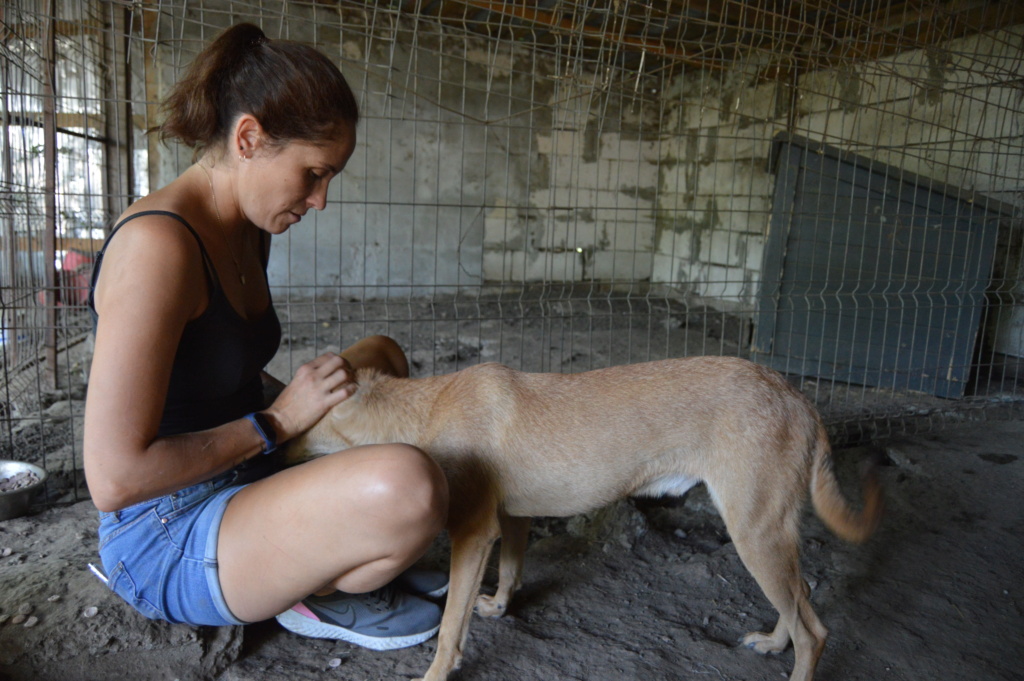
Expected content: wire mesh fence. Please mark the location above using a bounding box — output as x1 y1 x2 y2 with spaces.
2 0 1022 507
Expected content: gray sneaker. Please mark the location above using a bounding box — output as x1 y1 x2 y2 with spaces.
395 568 449 598
275 585 441 650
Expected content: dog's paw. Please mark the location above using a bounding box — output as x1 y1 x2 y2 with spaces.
741 631 787 655
475 594 507 618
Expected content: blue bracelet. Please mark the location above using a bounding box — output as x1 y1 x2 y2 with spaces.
244 412 278 455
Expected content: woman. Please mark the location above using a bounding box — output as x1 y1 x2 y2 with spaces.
84 23 449 650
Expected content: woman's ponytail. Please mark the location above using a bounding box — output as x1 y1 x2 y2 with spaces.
157 23 357 156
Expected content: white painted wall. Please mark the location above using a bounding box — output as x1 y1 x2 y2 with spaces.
155 13 1023 357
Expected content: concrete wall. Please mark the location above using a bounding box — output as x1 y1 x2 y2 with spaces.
152 10 1022 341
299 21 667 298
152 10 665 299
652 26 1024 311
272 20 546 298
483 127 661 286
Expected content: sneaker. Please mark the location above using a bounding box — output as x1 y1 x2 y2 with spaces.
275 585 441 650
395 568 449 599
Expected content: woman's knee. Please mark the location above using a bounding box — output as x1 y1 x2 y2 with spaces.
389 444 448 529
345 444 448 532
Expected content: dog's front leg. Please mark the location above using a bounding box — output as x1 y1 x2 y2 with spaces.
477 514 531 618
417 508 500 681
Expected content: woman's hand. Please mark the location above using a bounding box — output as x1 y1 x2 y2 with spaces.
263 353 357 441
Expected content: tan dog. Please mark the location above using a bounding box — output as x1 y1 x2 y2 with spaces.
288 356 883 681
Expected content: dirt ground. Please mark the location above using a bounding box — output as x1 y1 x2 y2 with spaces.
1 415 1021 681
0 302 1022 680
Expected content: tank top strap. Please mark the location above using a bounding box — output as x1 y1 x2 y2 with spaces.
89 210 221 311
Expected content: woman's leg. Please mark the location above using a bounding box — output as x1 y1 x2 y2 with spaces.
217 442 448 623
219 335 443 623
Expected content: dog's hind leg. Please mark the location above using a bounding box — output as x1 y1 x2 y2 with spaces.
418 505 500 681
727 520 827 681
476 514 531 618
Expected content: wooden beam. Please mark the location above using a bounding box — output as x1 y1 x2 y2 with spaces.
810 0 1024 67
42 1 58 390
457 0 700 63
2 112 108 133
11 237 106 253
1 11 21 367
103 4 134 216
0 18 104 43
141 2 162 193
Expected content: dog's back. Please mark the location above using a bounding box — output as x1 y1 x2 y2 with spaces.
407 356 823 517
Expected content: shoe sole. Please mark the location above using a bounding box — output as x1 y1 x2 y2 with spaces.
424 583 449 599
275 609 440 651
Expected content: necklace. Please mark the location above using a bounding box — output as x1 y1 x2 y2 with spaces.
198 162 247 286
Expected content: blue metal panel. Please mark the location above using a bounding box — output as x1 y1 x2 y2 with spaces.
754 133 1009 398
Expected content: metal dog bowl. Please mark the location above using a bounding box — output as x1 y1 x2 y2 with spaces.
0 461 47 521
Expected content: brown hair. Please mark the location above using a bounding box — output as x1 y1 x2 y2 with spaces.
158 23 358 156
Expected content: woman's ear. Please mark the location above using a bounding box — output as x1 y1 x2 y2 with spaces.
233 114 265 160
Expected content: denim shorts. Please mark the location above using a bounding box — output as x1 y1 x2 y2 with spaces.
97 456 280 626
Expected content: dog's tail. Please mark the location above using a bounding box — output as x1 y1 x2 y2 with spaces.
809 427 884 544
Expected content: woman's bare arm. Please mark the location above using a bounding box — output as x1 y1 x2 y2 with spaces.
83 215 353 511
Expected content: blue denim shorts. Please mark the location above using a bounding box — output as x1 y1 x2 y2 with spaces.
97 456 280 626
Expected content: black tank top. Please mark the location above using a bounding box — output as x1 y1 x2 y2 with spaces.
88 210 282 437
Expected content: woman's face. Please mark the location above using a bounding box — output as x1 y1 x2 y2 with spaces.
240 124 356 234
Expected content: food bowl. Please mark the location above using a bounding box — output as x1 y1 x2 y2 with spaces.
0 460 47 521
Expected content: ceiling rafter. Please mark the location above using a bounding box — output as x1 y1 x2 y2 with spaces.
360 1 1024 81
